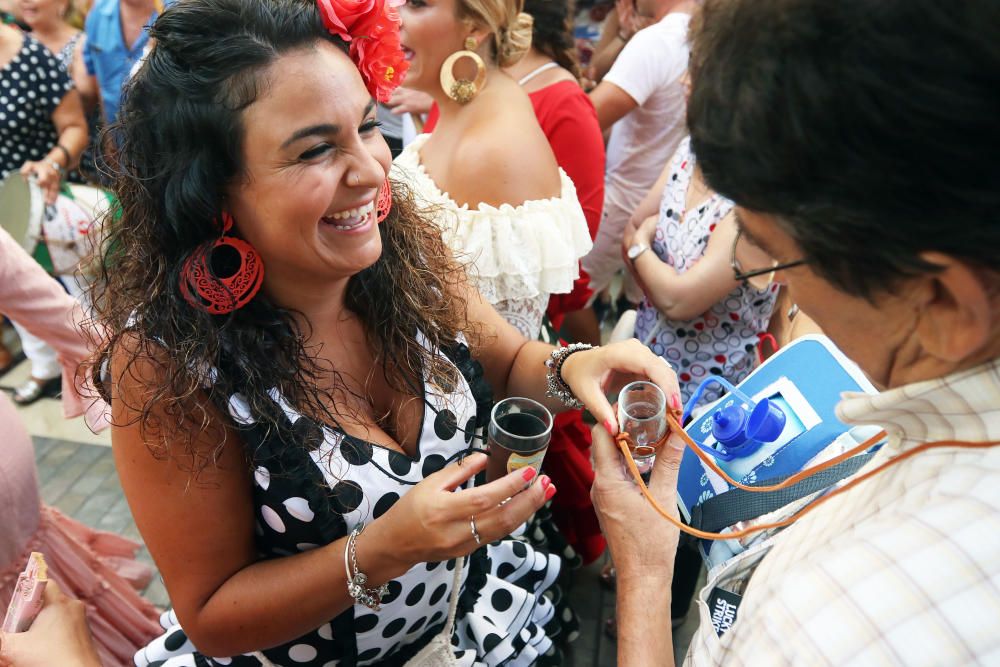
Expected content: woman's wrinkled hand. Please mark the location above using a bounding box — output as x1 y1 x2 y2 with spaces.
632 215 657 249
373 453 554 568
0 581 102 667
590 423 683 575
559 338 681 436
621 215 657 294
622 212 655 252
19 161 61 205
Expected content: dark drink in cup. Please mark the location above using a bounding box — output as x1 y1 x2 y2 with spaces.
486 397 553 483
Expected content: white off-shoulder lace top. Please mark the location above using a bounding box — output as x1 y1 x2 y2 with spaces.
391 134 593 338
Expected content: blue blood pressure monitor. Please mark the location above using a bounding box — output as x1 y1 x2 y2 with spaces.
676 335 882 563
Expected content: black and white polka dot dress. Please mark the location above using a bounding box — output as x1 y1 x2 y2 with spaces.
134 336 572 666
0 33 72 179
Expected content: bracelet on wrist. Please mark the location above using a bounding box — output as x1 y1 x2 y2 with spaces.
544 343 595 409
344 524 389 611
54 143 72 167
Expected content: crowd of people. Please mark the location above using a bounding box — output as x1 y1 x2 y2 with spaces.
0 0 997 665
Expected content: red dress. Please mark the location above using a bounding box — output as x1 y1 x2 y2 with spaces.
527 80 604 238
424 81 608 564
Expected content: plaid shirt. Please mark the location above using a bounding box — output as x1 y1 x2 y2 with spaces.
684 358 1000 666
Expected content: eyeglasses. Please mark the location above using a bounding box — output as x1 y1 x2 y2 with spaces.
730 229 808 290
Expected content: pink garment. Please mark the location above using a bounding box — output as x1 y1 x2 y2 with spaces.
0 226 108 431
0 227 161 665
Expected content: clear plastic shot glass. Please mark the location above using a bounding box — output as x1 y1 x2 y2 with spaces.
617 381 667 480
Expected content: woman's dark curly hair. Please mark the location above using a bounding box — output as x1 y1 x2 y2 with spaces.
87 0 469 470
523 0 579 78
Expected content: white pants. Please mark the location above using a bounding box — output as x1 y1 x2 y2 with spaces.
11 272 89 380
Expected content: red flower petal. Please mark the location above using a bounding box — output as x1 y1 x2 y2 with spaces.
319 0 408 101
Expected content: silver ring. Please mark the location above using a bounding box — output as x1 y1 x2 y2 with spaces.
470 516 482 545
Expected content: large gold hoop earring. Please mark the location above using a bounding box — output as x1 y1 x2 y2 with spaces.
440 37 487 104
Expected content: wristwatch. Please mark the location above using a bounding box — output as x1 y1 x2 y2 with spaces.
627 242 650 262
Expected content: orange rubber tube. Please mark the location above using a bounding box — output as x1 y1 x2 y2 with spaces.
614 414 999 541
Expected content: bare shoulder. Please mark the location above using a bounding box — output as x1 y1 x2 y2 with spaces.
447 89 562 209
108 330 233 466
109 329 169 403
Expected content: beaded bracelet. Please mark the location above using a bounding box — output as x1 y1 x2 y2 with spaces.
544 343 594 409
344 524 389 611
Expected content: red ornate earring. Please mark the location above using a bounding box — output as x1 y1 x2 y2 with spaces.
376 177 393 223
180 212 264 315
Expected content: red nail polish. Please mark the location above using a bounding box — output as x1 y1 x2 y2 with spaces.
603 419 615 435
521 467 537 482
544 484 557 500
539 475 551 491
670 394 682 412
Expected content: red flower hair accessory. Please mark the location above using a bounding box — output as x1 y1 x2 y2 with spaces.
317 0 409 102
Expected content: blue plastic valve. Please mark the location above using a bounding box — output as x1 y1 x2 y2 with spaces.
684 377 788 461
712 405 748 446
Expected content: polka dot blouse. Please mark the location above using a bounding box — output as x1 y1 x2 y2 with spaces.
133 336 567 666
0 33 72 179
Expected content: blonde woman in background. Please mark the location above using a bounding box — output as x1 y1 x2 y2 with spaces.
393 0 592 340
17 0 95 105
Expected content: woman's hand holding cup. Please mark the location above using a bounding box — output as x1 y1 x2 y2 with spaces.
366 453 555 577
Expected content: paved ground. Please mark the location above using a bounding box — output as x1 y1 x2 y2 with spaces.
31 431 701 665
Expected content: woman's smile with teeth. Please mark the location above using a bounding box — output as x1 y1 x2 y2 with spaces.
323 201 374 230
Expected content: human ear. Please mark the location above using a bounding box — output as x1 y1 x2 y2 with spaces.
460 21 491 52
914 252 995 363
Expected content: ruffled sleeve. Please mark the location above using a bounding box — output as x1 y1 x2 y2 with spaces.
0 228 109 431
392 135 593 305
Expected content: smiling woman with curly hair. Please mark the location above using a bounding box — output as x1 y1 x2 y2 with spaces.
85 0 677 664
